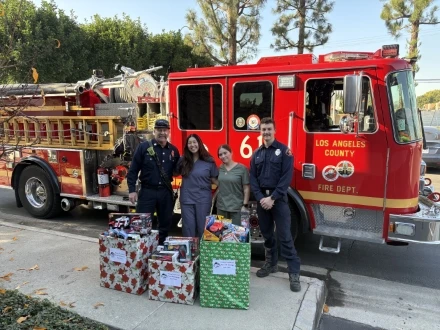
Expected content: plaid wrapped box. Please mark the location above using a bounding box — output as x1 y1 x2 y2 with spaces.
199 238 251 309
99 230 158 295
148 257 199 305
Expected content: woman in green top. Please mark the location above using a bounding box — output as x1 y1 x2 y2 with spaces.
216 144 250 225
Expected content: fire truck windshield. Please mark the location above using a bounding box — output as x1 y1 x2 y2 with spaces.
387 70 422 144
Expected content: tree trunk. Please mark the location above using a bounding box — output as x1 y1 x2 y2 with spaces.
409 20 420 77
298 0 306 54
228 2 238 65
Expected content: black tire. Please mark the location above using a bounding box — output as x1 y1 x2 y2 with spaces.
18 165 62 219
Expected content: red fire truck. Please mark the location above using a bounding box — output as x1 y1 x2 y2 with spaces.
1 45 439 253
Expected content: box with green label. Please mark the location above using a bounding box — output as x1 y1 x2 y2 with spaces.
199 237 251 309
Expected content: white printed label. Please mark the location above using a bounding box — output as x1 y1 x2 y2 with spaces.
98 174 109 184
212 259 236 275
109 248 126 264
160 271 182 287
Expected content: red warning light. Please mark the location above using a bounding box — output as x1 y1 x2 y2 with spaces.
382 44 399 58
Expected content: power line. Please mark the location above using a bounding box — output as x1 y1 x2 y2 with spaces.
256 28 440 51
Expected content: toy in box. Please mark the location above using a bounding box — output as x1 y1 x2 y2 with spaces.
203 215 249 243
107 213 152 238
99 230 158 295
200 215 251 309
148 256 199 305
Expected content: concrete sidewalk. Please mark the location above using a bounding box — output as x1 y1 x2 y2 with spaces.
0 220 325 330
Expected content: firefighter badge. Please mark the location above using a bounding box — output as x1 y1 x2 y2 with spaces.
275 149 281 156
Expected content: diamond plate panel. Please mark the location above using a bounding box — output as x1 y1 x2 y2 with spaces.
95 103 138 118
312 204 383 234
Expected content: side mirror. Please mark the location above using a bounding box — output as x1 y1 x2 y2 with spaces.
343 75 361 114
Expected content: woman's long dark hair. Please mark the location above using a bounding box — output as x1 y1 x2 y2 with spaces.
180 134 214 177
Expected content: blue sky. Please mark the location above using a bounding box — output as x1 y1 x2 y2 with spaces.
32 0 440 96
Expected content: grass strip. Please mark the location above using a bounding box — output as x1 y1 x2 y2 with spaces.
0 288 108 330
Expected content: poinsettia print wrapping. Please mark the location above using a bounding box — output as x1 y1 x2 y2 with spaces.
99 230 159 295
148 257 199 305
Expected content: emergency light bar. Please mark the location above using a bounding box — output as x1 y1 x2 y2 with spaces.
382 44 399 58
321 52 372 62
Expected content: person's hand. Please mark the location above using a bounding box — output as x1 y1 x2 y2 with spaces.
241 205 249 212
266 198 275 210
129 192 138 204
260 197 274 210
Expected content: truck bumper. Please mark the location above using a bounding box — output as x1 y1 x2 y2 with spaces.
388 195 440 244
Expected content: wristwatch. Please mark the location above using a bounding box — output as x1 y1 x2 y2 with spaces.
270 195 276 201
243 203 249 208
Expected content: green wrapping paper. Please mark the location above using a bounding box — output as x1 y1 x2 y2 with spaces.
199 238 251 309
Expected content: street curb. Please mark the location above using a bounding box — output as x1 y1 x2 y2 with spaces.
294 277 326 330
250 267 326 330
0 220 98 243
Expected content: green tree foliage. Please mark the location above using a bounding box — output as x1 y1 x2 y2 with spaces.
81 13 152 79
0 0 89 83
185 0 267 65
380 0 439 75
0 0 213 84
271 0 334 54
30 1 89 82
0 0 39 83
417 89 440 107
149 30 213 78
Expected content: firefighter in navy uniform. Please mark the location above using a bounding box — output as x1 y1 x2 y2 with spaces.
127 119 180 245
249 117 301 292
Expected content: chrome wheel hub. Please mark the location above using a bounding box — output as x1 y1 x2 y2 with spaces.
25 177 47 209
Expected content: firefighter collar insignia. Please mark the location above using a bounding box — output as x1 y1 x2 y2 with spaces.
275 149 281 156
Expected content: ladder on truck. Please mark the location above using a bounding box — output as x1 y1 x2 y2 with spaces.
0 116 123 150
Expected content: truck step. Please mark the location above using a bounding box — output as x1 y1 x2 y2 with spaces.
319 236 341 254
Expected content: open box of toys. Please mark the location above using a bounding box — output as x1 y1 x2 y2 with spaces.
148 237 200 305
199 213 251 310
99 213 158 295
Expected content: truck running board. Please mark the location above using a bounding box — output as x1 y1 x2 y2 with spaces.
319 236 341 254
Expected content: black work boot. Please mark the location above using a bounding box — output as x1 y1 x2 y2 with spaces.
289 273 301 292
256 250 278 278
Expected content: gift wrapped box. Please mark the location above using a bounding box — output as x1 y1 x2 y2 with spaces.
148 257 199 305
99 230 158 295
199 237 251 309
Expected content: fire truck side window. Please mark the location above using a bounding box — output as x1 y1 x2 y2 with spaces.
178 84 223 130
305 77 376 133
233 81 273 130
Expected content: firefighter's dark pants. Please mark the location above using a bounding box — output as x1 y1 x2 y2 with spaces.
257 194 301 274
136 186 173 245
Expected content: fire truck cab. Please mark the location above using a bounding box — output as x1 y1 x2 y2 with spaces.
168 44 440 252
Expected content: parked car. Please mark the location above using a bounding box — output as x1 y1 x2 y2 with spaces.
422 126 440 168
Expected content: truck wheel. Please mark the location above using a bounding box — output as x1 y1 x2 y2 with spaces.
18 165 62 219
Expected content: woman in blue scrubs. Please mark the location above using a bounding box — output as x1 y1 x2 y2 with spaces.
177 134 218 238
